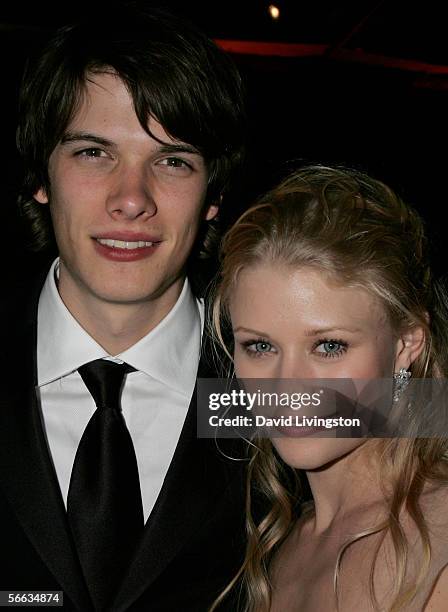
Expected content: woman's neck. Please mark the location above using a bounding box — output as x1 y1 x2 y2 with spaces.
305 441 384 534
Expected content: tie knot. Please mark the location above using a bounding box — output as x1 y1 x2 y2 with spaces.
78 359 135 410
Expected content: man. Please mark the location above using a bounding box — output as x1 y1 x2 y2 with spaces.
0 7 246 611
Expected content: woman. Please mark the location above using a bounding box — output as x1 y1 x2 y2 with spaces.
210 166 448 611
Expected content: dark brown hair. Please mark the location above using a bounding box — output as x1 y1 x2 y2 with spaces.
16 5 246 254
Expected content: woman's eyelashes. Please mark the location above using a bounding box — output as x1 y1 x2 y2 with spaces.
240 339 275 358
239 337 349 359
313 338 348 359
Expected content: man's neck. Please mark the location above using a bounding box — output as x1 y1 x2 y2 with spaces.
57 277 185 356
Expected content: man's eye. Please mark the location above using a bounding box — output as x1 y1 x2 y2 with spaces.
159 157 191 169
76 148 106 158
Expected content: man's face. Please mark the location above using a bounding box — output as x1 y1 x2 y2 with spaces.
35 72 216 312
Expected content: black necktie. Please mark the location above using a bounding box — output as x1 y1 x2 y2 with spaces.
67 359 144 611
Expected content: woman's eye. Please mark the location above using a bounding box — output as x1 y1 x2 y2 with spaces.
242 340 274 357
254 341 271 353
314 339 347 358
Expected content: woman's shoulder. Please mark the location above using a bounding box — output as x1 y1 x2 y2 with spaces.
424 563 448 611
419 481 448 534
415 482 448 611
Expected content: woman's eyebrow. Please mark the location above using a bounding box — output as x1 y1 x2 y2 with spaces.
304 326 362 336
233 326 271 338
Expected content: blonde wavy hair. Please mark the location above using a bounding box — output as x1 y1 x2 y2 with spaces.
209 165 448 612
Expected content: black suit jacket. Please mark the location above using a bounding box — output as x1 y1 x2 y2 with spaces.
0 268 246 611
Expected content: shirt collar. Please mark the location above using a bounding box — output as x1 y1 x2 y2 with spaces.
37 258 202 397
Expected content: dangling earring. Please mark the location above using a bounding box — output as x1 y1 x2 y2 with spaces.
393 367 412 402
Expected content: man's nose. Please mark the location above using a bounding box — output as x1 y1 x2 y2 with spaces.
106 165 157 220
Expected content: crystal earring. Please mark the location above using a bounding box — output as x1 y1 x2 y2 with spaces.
393 367 412 402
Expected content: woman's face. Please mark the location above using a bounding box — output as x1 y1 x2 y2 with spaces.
229 263 404 469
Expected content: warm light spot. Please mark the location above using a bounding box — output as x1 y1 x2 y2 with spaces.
268 4 280 20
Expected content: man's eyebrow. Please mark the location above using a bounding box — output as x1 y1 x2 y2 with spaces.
157 143 201 156
60 132 201 156
60 132 114 147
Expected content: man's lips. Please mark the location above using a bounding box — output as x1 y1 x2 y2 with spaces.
94 232 162 241
96 238 156 249
92 233 162 261
93 232 162 251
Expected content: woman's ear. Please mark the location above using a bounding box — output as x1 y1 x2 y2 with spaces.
34 187 49 204
394 325 426 371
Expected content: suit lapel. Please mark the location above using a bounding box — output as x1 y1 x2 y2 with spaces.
0 267 92 611
111 351 242 611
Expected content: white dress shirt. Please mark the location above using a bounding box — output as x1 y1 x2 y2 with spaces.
37 258 203 521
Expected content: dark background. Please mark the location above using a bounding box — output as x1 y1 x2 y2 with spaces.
1 0 447 279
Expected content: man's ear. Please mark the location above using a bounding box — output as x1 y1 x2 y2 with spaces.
205 203 219 221
394 325 426 371
34 187 49 204
204 194 222 222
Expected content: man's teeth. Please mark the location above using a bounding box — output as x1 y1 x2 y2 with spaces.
96 239 154 249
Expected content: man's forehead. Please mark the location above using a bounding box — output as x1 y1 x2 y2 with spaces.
67 71 201 154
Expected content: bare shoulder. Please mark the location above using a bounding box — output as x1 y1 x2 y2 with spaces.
421 482 448 611
424 564 448 611
420 482 448 529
